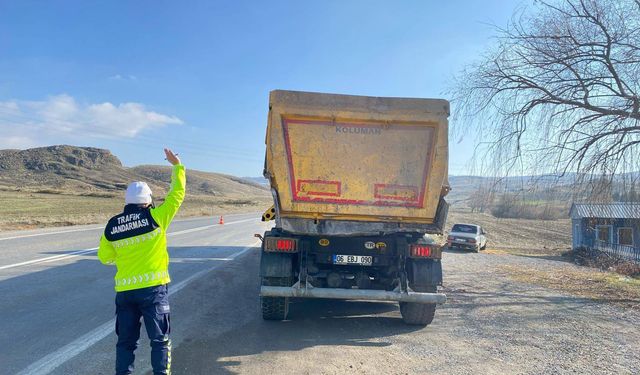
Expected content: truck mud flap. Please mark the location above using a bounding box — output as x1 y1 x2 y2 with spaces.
260 286 446 304
410 259 443 287
260 252 293 278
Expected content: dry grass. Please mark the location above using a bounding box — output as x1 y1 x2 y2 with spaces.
0 146 271 231
482 247 568 257
498 264 640 309
0 190 272 231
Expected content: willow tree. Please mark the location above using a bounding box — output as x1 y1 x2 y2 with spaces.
452 0 640 180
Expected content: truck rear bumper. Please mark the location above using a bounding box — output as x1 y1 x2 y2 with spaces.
260 285 447 304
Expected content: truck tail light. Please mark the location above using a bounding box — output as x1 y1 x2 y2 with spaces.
447 235 453 241
265 237 298 253
468 238 477 244
410 244 442 259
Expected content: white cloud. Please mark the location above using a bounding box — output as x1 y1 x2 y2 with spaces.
2 136 37 149
109 74 137 81
0 94 183 148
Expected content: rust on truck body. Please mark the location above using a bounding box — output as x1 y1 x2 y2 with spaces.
265 90 449 233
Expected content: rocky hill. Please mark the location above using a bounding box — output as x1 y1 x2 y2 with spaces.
0 145 269 198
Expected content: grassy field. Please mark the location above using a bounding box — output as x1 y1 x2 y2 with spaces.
0 190 272 231
0 146 272 231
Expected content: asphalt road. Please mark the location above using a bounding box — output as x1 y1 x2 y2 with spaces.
0 213 270 375
1 213 639 374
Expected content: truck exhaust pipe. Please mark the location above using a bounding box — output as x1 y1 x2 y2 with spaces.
260 285 447 304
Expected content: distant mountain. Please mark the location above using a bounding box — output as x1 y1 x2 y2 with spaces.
132 166 268 197
448 171 640 205
0 145 269 198
242 176 269 186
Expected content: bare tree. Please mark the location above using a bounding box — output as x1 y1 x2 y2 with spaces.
452 0 640 179
468 185 495 212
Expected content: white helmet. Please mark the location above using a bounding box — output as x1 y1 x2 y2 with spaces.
125 181 153 204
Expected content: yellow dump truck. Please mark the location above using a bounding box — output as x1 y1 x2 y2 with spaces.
259 90 449 325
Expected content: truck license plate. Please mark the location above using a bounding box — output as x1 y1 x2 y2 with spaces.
333 254 372 266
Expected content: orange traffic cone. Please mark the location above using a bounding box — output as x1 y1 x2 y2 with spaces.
219 216 224 225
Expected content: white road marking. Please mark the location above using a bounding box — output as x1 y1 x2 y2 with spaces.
0 215 257 241
165 217 256 237
0 248 98 271
0 226 104 241
170 257 235 263
16 241 260 375
0 218 257 271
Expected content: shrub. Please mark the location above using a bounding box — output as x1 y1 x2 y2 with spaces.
491 202 564 220
565 247 640 278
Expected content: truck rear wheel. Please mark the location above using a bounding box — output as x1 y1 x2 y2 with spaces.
261 277 292 321
400 278 437 326
400 302 436 326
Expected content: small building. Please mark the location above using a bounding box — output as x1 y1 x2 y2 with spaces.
569 203 640 262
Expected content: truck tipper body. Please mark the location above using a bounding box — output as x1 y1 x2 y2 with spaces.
259 90 449 325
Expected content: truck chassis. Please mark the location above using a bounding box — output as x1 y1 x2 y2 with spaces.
259 228 446 325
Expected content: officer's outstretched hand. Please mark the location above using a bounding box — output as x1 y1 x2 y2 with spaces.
164 148 181 166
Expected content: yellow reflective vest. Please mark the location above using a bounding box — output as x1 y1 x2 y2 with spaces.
98 164 186 292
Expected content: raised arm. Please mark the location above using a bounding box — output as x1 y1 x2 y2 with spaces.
151 148 186 229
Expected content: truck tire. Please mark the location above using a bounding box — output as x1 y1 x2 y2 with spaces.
400 301 436 326
261 277 292 321
400 279 437 326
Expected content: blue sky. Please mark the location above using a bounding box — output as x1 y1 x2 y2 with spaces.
0 0 523 176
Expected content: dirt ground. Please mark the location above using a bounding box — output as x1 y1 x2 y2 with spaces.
160 206 640 374
445 207 640 307
169 224 640 375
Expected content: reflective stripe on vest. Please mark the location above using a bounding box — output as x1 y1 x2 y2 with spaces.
112 228 162 249
115 270 169 287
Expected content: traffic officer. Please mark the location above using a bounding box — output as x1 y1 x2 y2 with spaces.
98 148 185 375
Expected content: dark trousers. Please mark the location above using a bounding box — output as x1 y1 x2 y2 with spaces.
115 284 171 375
